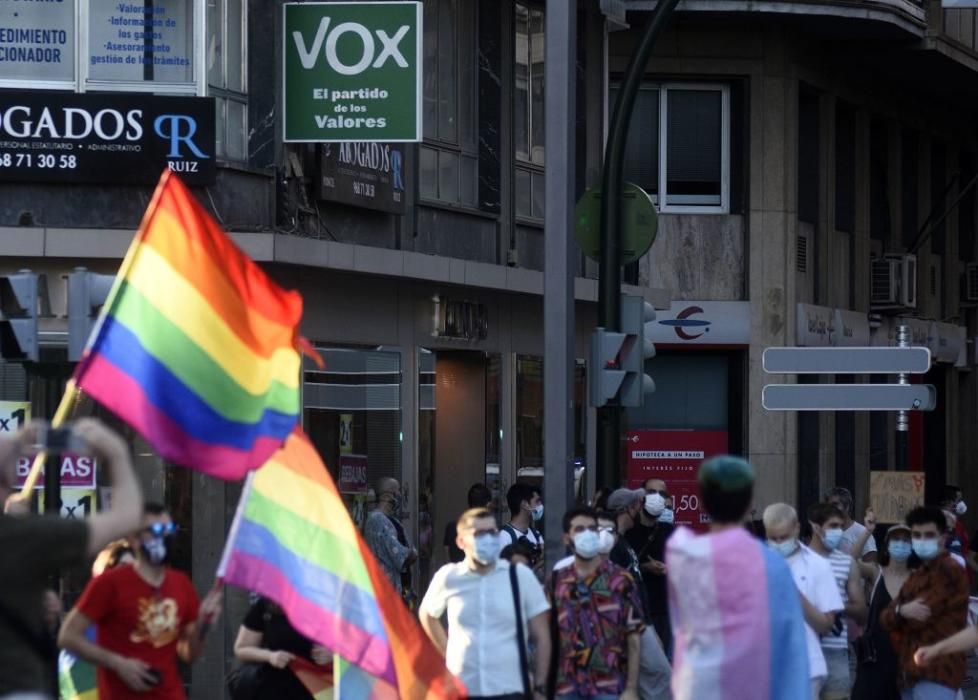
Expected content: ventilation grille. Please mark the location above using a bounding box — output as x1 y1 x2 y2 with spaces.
871 258 896 304
965 263 978 302
796 235 808 273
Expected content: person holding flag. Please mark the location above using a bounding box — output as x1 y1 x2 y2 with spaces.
58 504 222 699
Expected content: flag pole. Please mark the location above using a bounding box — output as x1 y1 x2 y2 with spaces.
13 170 177 500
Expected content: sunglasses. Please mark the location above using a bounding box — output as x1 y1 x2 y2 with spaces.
144 522 177 537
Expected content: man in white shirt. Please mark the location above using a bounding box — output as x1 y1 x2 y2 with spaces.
765 503 844 700
420 507 551 700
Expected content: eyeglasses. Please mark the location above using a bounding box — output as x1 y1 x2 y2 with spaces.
144 522 177 537
647 489 668 496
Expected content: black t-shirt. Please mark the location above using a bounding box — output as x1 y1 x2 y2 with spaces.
624 520 675 616
443 522 464 563
242 599 315 699
0 515 87 695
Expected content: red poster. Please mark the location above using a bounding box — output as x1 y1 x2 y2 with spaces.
337 454 369 494
15 454 97 489
625 429 729 532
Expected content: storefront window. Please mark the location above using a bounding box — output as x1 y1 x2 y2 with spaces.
515 356 587 498
303 346 402 529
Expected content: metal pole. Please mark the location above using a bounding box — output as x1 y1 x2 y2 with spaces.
596 0 681 489
543 0 577 569
895 324 909 470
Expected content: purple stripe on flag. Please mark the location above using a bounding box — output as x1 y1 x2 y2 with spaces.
222 551 396 683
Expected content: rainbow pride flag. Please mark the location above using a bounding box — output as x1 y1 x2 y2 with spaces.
73 171 304 479
666 526 810 700
58 627 98 700
334 655 398 700
290 657 334 700
218 429 465 698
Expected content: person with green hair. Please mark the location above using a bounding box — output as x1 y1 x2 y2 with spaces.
665 455 810 699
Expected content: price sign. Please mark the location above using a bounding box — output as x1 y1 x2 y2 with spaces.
0 401 30 435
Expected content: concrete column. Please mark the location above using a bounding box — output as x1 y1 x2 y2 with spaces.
189 475 227 700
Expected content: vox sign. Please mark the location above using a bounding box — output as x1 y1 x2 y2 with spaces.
283 2 422 142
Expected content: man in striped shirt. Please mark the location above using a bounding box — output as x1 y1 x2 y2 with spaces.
806 502 867 700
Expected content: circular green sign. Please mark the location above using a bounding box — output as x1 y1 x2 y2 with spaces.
574 183 658 265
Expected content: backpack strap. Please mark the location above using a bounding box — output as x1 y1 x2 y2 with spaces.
509 564 531 698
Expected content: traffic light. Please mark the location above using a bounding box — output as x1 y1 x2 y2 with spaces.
0 270 40 362
68 268 115 362
619 294 656 407
589 327 627 407
588 295 657 408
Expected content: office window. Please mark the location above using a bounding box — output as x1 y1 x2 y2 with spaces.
420 0 478 208
617 83 730 213
0 1 204 93
514 3 545 221
207 0 247 161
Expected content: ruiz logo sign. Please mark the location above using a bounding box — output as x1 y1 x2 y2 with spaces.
153 114 209 172
283 2 422 143
659 305 713 340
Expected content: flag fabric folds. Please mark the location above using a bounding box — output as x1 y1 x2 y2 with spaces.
218 429 466 699
74 170 304 480
334 655 399 700
290 657 334 700
666 526 810 700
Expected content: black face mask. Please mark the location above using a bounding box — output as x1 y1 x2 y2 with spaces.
141 535 175 565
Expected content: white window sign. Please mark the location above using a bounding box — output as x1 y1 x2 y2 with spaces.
0 1 76 83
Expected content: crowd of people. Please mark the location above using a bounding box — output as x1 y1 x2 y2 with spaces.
4 418 978 700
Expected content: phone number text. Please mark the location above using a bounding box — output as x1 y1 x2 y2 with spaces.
0 153 77 169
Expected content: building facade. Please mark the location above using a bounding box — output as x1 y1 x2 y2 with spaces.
2 0 978 694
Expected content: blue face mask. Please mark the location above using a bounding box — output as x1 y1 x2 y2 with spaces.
657 509 675 525
473 532 501 565
768 538 798 558
888 540 912 561
912 538 940 561
822 528 844 551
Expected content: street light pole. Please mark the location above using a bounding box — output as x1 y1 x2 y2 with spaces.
542 0 577 569
596 0 681 490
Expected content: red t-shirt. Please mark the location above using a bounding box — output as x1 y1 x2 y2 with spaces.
76 565 200 700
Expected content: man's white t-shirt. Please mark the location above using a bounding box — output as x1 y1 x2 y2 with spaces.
499 523 544 549
786 544 844 679
839 521 877 559
420 560 550 697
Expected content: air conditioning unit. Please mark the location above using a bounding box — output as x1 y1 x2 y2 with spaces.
870 254 917 310
964 263 978 303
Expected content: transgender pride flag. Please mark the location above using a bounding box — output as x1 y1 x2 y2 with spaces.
666 526 810 700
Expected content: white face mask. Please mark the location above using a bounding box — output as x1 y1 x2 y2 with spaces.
573 530 601 560
597 529 616 554
956 501 968 516
657 509 675 525
645 493 666 517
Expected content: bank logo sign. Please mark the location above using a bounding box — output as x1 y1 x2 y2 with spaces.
0 92 215 185
283 2 422 142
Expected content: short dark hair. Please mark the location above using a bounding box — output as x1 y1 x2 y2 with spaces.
906 506 947 533
808 502 845 527
824 487 853 515
501 540 535 562
702 480 752 524
597 510 618 530
507 482 539 516
144 502 167 517
563 506 598 533
942 485 961 505
467 483 492 508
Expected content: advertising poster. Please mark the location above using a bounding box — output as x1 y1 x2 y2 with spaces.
625 429 729 531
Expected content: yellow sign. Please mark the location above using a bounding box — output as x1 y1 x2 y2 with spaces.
0 401 30 434
339 413 353 455
870 471 926 524
37 487 97 519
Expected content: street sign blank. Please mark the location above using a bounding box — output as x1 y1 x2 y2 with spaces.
762 384 937 411
763 347 931 374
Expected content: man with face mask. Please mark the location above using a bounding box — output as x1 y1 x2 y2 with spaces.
419 508 550 700
881 506 969 700
550 507 643 700
624 479 675 658
500 482 545 573
806 502 867 700
363 478 417 596
764 503 844 700
59 504 222 699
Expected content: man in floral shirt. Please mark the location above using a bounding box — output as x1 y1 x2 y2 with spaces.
549 506 643 700
881 505 969 699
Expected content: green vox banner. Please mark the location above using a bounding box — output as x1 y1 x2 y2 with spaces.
283 2 422 142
